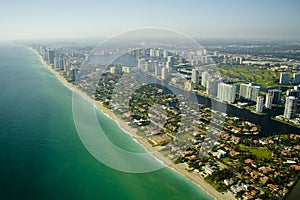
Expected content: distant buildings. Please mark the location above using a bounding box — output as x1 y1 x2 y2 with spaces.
110 66 122 74
191 69 199 84
149 49 155 57
223 56 243 65
39 45 46 58
239 83 261 102
217 83 236 103
122 66 131 73
163 50 169 58
279 72 290 84
284 96 298 119
155 49 162 57
256 96 264 113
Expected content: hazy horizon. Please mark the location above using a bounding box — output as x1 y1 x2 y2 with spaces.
1 0 300 41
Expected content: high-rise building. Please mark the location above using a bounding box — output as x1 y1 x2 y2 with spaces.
284 96 298 119
166 61 171 72
167 56 174 67
188 53 193 62
145 61 152 72
190 60 196 66
60 58 65 70
154 65 161 77
239 84 249 100
256 96 264 113
47 49 55 65
54 57 64 70
201 71 210 87
64 60 70 72
268 89 282 104
287 89 300 98
184 80 192 91
207 78 222 97
149 49 155 57
110 66 122 74
279 72 290 84
69 68 76 81
161 67 168 80
54 57 60 69
191 69 199 84
239 83 261 102
265 93 273 109
138 58 145 68
122 66 131 73
237 57 243 64
293 73 300 84
200 56 206 64
155 49 162 58
39 45 46 58
163 50 169 58
217 83 236 103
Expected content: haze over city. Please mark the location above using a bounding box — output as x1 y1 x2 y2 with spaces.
1 0 300 40
1 1 300 200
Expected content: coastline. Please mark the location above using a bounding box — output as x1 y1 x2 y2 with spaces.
27 46 236 200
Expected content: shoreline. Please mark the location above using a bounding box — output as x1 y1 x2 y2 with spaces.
27 46 236 200
272 116 300 129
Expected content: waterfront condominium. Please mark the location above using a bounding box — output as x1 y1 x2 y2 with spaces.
265 93 273 109
239 83 261 102
256 96 264 113
284 96 298 119
217 83 236 103
47 49 55 65
268 89 282 104
207 78 222 97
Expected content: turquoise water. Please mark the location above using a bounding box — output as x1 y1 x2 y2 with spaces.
0 43 211 200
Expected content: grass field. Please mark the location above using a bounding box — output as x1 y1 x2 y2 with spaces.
218 65 282 88
239 144 272 160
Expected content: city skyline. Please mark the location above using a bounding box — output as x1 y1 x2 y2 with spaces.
1 0 300 40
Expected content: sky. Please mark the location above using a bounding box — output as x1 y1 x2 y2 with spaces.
0 0 300 41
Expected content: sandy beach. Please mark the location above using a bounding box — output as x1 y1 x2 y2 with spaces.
28 47 236 200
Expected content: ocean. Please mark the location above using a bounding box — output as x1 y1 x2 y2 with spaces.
0 43 211 200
